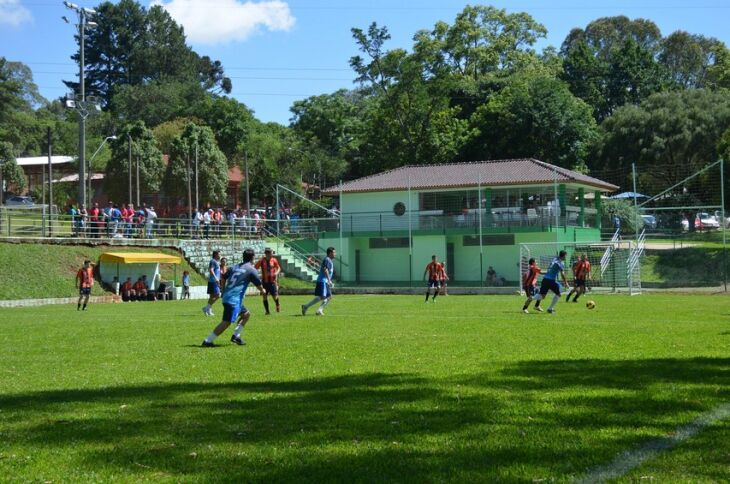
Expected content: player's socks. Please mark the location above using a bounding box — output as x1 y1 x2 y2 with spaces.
318 298 331 311
77 303 80 310
275 300 280 312
304 297 320 309
425 292 430 302
204 331 218 344
548 294 560 311
263 299 270 314
233 324 243 338
573 295 580 302
82 303 87 310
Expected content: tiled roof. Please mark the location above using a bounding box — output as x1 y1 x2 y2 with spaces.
323 159 619 194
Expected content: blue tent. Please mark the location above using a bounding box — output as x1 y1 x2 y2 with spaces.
610 191 649 199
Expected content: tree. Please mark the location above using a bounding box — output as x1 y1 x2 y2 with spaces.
465 74 597 169
64 0 231 107
5 61 46 108
592 89 730 196
194 97 256 162
0 57 24 123
0 142 27 194
659 31 727 89
105 121 165 203
561 16 667 120
110 80 207 128
164 123 228 207
152 117 202 155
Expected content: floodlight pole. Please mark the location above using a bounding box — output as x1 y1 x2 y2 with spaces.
721 158 726 292
127 133 132 204
78 9 86 207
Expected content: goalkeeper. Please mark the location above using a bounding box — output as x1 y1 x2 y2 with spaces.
301 247 336 316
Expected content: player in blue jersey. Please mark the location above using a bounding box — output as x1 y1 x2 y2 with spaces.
301 247 336 316
534 250 570 314
202 248 266 347
202 250 222 316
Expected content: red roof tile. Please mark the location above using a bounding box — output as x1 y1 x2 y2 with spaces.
323 159 618 194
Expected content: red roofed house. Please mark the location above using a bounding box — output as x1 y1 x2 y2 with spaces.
318 159 619 285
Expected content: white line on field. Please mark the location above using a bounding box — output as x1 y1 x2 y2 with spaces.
576 401 730 483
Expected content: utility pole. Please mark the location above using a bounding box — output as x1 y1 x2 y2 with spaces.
186 155 193 222
78 8 86 206
47 127 53 236
127 133 132 204
244 151 250 213
136 155 140 206
194 142 199 211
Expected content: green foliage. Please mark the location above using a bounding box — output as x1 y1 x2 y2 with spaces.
65 0 231 107
0 142 26 193
195 97 256 162
110 80 208 128
164 123 228 207
151 117 202 155
465 74 597 167
0 294 729 481
600 198 644 234
660 31 726 89
105 122 166 203
593 89 730 193
0 57 25 123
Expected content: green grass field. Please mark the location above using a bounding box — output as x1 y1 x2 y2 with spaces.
1 294 728 482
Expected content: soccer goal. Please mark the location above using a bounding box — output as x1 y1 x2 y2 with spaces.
519 238 643 295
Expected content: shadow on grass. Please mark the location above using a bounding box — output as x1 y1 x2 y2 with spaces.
1 359 729 481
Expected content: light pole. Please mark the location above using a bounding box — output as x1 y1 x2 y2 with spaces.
87 135 116 206
127 133 132 204
62 1 98 207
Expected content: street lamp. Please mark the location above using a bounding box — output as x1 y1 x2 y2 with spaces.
62 1 99 208
87 135 116 206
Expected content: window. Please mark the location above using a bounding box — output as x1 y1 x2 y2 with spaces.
369 237 410 249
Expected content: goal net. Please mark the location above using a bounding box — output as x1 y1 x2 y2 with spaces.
519 239 642 295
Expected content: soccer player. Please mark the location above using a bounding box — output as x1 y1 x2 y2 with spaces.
202 248 266 347
422 255 443 302
566 254 591 302
255 248 281 315
202 250 222 316
75 260 94 310
133 277 148 300
301 247 336 316
521 258 543 313
534 250 570 314
120 277 135 302
438 262 449 296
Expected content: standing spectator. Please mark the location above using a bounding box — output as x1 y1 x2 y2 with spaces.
89 202 100 238
227 208 238 237
68 205 78 236
122 203 134 238
192 208 202 239
78 204 88 236
103 202 113 236
203 209 212 239
145 206 157 238
182 270 191 300
110 203 122 236
214 208 224 238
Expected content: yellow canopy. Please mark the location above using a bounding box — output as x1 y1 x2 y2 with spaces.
99 252 181 264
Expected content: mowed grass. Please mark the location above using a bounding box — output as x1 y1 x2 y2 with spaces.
0 294 728 482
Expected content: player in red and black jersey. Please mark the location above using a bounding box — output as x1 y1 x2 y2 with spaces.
521 258 543 313
423 255 444 303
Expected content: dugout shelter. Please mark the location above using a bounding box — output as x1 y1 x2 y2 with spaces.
99 252 181 297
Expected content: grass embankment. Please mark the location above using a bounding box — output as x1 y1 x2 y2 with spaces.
0 294 728 482
641 246 728 287
0 243 206 300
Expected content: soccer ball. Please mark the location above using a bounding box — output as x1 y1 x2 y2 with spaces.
586 300 596 310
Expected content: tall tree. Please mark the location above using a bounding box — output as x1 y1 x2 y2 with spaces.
660 31 727 89
0 57 24 123
105 121 165 203
164 123 228 207
64 0 231 106
0 142 27 194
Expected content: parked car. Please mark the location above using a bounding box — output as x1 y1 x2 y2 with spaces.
640 214 657 230
695 212 720 230
3 195 35 206
681 217 690 231
712 210 730 228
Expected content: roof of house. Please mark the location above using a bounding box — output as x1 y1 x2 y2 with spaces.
322 159 619 194
16 156 75 166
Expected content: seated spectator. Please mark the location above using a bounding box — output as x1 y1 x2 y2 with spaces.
120 277 136 302
133 277 148 300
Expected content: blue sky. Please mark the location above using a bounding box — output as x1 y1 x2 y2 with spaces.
2 0 729 125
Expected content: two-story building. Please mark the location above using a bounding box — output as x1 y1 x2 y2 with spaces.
318 158 618 285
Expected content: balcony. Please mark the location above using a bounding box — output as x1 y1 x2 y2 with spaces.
338 206 598 235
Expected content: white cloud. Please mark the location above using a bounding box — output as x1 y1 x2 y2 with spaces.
151 0 295 45
0 0 32 26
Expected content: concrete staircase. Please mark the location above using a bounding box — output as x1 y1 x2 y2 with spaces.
177 238 318 282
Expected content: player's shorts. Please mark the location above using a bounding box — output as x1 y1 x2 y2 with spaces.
523 285 538 297
222 303 247 323
314 281 332 298
427 278 441 288
439 280 447 287
79 287 91 296
539 278 561 296
263 282 278 296
574 278 586 288
207 281 221 295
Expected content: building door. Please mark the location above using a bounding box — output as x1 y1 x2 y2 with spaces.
355 250 361 283
446 243 455 281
